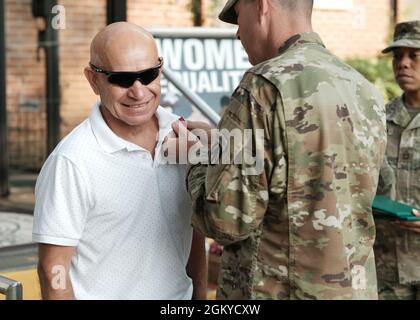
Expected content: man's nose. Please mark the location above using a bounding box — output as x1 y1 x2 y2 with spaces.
127 80 147 98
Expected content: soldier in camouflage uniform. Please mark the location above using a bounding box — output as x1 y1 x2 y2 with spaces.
173 0 387 299
374 21 420 300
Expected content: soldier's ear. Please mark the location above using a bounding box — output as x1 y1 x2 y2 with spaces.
257 0 270 24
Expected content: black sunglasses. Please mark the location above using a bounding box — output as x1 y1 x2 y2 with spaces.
89 57 163 88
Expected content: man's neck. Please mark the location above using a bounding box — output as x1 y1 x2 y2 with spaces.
268 18 313 60
404 91 420 109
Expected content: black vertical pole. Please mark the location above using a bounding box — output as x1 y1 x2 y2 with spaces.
107 0 126 25
44 0 60 155
392 0 398 23
394 0 400 24
0 0 10 197
192 0 203 27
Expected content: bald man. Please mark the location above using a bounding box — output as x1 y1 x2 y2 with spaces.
32 22 206 300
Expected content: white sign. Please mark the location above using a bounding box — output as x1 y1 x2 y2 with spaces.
155 36 251 118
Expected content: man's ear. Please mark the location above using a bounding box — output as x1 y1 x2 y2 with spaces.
257 0 270 23
84 67 100 95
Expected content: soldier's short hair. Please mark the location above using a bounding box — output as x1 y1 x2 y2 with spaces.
275 0 314 19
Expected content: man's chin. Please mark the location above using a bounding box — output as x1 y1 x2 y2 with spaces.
123 116 148 126
124 112 157 127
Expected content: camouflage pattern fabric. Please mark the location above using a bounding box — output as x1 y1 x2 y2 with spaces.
382 20 420 53
375 96 420 299
188 32 387 299
378 279 420 300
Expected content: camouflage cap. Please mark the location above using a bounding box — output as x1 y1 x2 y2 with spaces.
383 20 420 53
218 0 240 25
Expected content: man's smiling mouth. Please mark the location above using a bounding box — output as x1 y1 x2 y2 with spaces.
122 99 153 109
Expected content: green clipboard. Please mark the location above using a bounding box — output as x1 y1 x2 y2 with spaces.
373 195 420 221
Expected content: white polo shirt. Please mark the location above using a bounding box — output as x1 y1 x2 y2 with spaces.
33 103 194 300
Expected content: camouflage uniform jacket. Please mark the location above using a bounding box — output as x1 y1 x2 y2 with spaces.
188 33 387 299
375 96 420 285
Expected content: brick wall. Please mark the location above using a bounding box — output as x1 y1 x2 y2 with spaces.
205 0 393 58
203 0 227 27
398 0 420 22
313 0 392 58
128 0 194 27
6 0 46 170
59 0 106 137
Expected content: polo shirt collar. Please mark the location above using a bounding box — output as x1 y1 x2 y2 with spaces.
89 102 178 154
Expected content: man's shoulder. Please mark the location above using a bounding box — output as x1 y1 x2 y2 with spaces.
229 71 279 119
50 118 96 161
238 70 279 97
247 40 329 73
249 48 365 84
247 50 381 108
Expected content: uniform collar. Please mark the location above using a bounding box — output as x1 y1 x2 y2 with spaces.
89 102 178 154
386 96 420 129
278 32 325 56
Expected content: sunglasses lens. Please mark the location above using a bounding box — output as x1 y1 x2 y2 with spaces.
138 68 160 85
108 74 137 88
106 66 160 88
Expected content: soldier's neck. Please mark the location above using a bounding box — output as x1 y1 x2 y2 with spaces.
404 91 420 109
267 14 313 60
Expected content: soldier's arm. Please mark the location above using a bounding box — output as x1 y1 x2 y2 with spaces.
187 77 279 245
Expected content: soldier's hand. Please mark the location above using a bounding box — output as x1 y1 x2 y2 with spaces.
172 120 213 149
395 209 420 234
